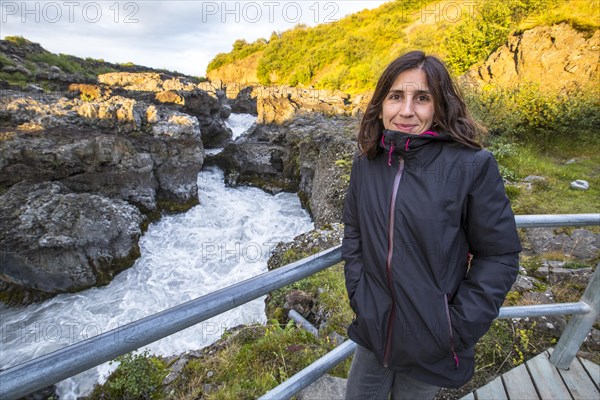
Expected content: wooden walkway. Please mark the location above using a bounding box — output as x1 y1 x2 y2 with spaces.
461 348 600 400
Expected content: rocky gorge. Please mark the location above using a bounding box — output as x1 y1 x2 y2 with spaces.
0 86 212 303
0 37 365 305
0 19 599 399
0 37 236 304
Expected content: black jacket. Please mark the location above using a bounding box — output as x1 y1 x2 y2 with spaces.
342 129 521 388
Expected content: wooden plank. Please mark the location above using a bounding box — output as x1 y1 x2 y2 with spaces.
461 350 600 400
578 357 600 391
546 349 600 400
526 351 572 399
557 357 600 400
475 376 507 400
502 362 540 400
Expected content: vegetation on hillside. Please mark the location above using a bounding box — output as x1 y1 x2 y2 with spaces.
207 0 598 92
464 82 600 215
207 38 268 72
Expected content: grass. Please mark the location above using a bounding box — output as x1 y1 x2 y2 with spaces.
266 262 354 336
493 141 600 215
4 35 30 46
168 322 339 400
0 53 15 67
30 53 85 75
519 0 600 33
88 350 169 399
0 71 29 88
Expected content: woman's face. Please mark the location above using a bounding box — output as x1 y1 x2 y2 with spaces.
380 68 435 135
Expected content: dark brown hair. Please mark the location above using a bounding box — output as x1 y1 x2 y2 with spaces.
358 51 485 158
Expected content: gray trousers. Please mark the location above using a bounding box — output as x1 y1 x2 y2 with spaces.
345 344 441 400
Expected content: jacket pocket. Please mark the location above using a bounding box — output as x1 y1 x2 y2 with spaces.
349 270 365 317
444 293 460 369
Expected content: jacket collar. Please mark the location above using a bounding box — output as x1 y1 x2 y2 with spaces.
379 129 453 165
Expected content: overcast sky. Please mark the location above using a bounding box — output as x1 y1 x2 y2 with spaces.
0 1 388 76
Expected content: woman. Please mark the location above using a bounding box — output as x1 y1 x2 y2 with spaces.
342 51 521 399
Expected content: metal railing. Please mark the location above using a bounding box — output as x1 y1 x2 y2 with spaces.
1 213 599 400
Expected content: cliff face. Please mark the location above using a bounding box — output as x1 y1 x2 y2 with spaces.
206 51 262 85
461 23 600 92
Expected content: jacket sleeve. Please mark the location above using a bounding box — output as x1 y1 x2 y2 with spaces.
450 151 522 351
342 156 363 308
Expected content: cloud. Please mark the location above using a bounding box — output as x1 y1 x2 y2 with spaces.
1 1 387 75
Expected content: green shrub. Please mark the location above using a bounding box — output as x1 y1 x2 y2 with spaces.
254 0 426 89
0 53 15 67
442 0 555 74
467 84 600 150
504 185 521 201
521 256 543 275
207 38 267 72
4 35 30 46
88 350 168 399
519 0 600 32
0 71 28 88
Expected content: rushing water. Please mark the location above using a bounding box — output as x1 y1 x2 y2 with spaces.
0 114 313 398
227 113 256 140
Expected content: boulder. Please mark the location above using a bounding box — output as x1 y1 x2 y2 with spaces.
255 85 352 124
68 83 112 101
230 86 258 114
534 263 593 286
0 181 144 305
297 374 346 400
2 64 32 77
511 274 537 292
155 90 185 105
570 179 589 190
179 89 232 147
525 228 599 260
97 72 207 95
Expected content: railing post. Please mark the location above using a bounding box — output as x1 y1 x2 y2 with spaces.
550 263 600 370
